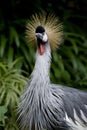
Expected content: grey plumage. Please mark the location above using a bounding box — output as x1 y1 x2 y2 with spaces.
18 19 87 130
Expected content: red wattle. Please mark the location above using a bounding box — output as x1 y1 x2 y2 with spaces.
39 44 45 55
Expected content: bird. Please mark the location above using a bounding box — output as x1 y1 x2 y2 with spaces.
18 11 87 130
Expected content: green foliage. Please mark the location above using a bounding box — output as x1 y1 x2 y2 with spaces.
51 13 87 90
0 59 28 129
51 33 87 88
0 22 35 72
0 106 7 126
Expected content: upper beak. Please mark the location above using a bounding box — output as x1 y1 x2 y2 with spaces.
36 33 43 40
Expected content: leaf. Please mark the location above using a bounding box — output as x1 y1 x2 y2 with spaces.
9 27 20 47
0 105 7 126
0 35 7 58
7 47 14 66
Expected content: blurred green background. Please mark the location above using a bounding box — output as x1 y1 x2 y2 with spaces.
0 0 87 129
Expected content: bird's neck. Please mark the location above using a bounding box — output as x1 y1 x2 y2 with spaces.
31 43 51 89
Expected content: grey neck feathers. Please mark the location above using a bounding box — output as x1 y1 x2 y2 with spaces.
18 42 52 130
31 42 51 90
18 42 68 130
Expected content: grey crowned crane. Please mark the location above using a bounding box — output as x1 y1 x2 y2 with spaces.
18 12 87 130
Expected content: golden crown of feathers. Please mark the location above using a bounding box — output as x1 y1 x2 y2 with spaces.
26 11 63 50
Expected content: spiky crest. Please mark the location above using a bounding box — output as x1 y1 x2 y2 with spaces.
26 11 63 50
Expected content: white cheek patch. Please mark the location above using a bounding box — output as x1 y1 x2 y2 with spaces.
43 33 48 42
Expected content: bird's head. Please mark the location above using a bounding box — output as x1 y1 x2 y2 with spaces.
26 11 63 55
35 25 48 55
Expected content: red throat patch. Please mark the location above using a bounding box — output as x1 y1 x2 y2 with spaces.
39 44 45 55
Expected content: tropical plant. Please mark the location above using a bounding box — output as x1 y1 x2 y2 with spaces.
0 20 35 72
51 12 87 90
0 58 28 130
0 105 7 127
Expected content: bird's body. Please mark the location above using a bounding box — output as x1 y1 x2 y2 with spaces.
18 12 87 130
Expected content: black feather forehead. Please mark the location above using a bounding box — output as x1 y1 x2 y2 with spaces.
26 11 63 50
35 25 45 33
